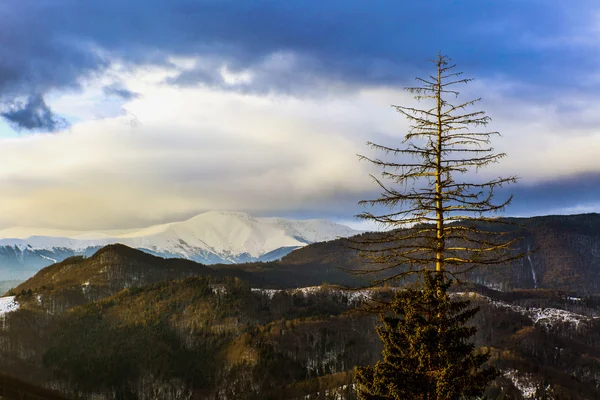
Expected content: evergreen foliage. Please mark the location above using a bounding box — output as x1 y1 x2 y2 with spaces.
355 272 498 399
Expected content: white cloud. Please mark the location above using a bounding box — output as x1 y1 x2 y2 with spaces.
467 79 600 184
1 61 600 230
0 65 388 229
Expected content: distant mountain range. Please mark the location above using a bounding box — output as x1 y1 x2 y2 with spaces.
3 212 600 294
7 212 600 298
0 211 359 279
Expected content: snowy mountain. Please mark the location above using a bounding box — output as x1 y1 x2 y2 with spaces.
0 211 360 279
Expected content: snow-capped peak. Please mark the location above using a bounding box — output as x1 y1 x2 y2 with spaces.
0 211 360 265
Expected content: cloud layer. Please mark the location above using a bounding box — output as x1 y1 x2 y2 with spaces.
0 1 598 228
1 2 599 99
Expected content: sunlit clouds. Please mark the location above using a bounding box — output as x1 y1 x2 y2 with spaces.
0 0 599 229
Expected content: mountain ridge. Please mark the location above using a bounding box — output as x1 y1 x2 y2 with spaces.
5 212 600 293
0 211 359 279
10 212 600 299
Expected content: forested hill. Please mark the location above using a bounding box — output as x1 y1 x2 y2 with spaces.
274 212 600 294
2 277 600 399
8 242 368 303
8 244 261 312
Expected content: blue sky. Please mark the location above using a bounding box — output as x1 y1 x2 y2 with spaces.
0 0 598 230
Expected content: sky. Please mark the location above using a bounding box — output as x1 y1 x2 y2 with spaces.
0 0 599 231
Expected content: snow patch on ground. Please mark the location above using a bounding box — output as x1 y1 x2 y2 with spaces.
254 288 594 333
291 286 373 302
211 284 227 296
250 288 279 299
0 296 19 315
81 281 90 295
457 292 595 331
292 286 323 296
504 369 538 399
252 287 373 305
39 254 57 263
483 282 504 291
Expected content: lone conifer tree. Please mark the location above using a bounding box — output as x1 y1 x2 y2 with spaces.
353 54 521 284
353 55 520 399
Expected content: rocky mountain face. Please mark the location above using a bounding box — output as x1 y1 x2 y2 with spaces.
0 211 359 280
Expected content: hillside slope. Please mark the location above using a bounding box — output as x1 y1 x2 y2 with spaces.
2 279 600 399
276 213 600 294
9 244 264 313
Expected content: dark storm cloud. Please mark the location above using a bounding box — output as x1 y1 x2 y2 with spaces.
291 171 600 222
297 172 600 222
498 172 600 216
0 94 68 132
0 0 597 125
